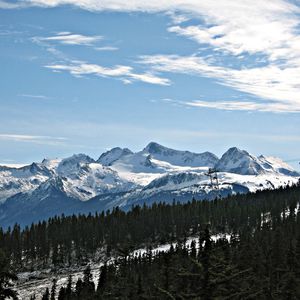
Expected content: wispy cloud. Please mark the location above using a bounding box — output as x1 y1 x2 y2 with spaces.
32 31 169 85
18 94 52 100
0 134 67 145
94 46 119 51
157 97 300 113
45 61 171 85
3 0 300 112
140 55 300 112
185 100 300 113
34 32 102 46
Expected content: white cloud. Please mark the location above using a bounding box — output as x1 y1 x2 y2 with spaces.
36 32 102 45
185 100 300 113
0 134 67 145
18 94 51 100
128 72 170 85
45 61 170 85
157 97 300 113
140 54 300 112
3 0 300 112
94 46 119 51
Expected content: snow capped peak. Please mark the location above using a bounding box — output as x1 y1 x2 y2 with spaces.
61 153 94 164
216 147 265 175
143 142 218 167
215 147 299 176
97 147 133 166
57 154 95 177
223 147 250 157
17 162 52 177
143 142 167 154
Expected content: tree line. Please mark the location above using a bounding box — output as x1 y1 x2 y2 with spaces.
40 215 300 299
0 184 299 271
0 183 299 299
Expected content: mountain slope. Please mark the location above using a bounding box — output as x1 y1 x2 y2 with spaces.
0 143 298 227
0 177 81 228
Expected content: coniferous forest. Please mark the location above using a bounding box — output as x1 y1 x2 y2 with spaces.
1 183 300 299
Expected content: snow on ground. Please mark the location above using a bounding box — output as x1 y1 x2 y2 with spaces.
217 172 298 192
15 234 232 299
16 262 103 300
132 234 231 257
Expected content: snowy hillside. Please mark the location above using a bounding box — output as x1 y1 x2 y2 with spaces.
0 142 298 227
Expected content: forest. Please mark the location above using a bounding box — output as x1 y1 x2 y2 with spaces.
0 183 300 299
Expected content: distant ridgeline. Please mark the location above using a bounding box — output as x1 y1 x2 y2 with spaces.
0 143 299 228
1 183 299 299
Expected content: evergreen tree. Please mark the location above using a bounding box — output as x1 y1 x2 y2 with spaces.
0 249 18 300
50 278 57 300
96 264 107 294
41 288 50 300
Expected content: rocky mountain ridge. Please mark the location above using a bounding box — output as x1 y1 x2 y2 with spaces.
0 142 298 227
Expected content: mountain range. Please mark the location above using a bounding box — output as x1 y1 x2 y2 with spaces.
0 142 298 228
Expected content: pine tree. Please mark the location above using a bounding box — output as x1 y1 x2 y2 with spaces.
50 278 57 300
41 287 50 300
0 249 18 300
65 275 72 299
96 264 107 294
57 287 65 300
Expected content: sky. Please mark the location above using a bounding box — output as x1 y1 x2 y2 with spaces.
0 0 300 169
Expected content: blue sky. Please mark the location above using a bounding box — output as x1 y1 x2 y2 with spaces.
0 0 300 169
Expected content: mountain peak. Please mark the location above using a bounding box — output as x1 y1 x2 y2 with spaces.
57 154 94 177
97 147 133 166
59 153 94 165
143 142 218 167
144 142 167 154
225 147 248 155
216 147 264 175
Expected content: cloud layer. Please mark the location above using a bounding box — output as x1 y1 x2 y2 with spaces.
45 61 171 85
0 134 67 145
140 55 300 112
3 0 300 112
37 32 102 45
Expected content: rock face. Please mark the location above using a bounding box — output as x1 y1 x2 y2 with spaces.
0 142 298 228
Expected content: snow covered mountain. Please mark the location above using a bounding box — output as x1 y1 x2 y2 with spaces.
0 142 298 227
215 147 298 176
97 147 133 166
143 142 218 167
0 162 53 203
